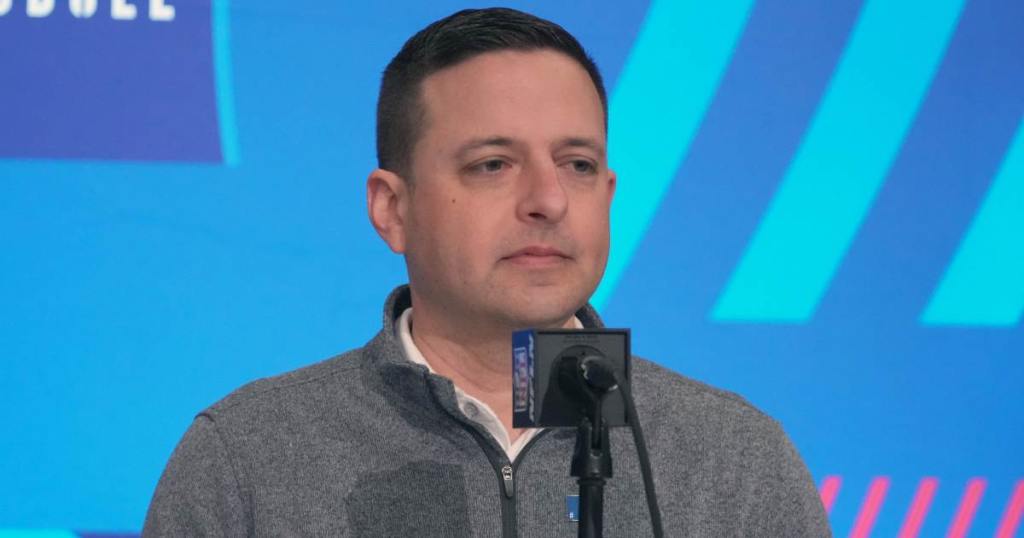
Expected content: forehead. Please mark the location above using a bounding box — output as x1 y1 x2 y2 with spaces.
416 49 606 151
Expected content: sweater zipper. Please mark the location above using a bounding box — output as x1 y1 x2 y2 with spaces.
506 431 549 536
459 423 550 538
501 464 515 497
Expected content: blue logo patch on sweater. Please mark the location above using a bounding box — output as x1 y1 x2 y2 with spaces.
566 495 579 521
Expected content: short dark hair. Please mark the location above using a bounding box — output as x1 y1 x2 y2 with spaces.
376 8 608 178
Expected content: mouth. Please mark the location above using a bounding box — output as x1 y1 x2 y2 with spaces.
501 245 572 267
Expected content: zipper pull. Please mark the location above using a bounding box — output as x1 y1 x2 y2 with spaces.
501 465 515 498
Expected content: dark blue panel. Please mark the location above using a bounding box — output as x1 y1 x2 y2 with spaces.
0 0 221 162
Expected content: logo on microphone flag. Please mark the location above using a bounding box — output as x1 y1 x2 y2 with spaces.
513 343 530 413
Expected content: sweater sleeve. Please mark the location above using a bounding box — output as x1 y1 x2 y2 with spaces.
142 414 250 537
746 419 833 537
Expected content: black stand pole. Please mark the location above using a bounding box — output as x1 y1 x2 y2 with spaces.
570 410 612 537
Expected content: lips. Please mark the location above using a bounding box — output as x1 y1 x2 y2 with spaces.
502 245 572 267
504 245 570 258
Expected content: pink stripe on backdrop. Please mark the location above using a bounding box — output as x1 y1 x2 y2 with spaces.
945 478 987 538
995 480 1024 538
820 475 842 514
897 477 939 538
849 477 890 538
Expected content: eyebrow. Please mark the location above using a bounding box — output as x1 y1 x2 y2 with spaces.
453 136 606 160
454 137 518 161
556 137 606 158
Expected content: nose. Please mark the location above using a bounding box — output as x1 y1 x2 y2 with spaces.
516 159 568 225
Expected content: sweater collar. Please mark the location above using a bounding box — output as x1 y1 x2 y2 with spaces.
364 285 607 421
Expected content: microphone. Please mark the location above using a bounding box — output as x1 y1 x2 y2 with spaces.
511 329 630 429
511 328 664 538
579 354 619 392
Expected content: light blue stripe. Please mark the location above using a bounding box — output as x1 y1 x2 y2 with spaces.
213 0 240 166
0 531 78 538
590 0 756 310
712 0 966 322
922 117 1024 326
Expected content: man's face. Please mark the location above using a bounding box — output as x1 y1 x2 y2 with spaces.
402 49 615 329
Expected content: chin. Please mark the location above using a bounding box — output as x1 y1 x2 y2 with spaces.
495 288 586 329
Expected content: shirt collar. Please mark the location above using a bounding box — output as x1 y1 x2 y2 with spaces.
394 307 582 460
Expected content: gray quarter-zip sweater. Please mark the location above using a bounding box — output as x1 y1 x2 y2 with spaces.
143 286 831 536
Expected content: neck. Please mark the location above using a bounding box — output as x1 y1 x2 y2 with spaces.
407 293 575 442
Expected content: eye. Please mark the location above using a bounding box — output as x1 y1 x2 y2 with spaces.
470 159 509 174
567 159 597 175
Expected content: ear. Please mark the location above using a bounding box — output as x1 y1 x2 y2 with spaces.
367 168 409 254
606 168 617 207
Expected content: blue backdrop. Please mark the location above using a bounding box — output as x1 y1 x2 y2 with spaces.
1 0 1021 535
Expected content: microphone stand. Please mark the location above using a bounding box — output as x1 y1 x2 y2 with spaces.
571 411 612 538
567 357 616 538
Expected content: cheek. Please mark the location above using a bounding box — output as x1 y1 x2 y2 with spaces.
412 197 497 269
574 200 611 246
450 211 499 256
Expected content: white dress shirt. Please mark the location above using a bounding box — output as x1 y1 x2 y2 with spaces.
397 308 581 462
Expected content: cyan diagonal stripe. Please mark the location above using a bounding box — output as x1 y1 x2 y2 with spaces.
922 117 1024 326
214 0 240 166
590 0 755 310
711 0 966 322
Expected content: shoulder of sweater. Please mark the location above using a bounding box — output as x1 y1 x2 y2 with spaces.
630 356 778 427
199 345 369 419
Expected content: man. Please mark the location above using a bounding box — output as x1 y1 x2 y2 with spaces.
144 8 830 536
